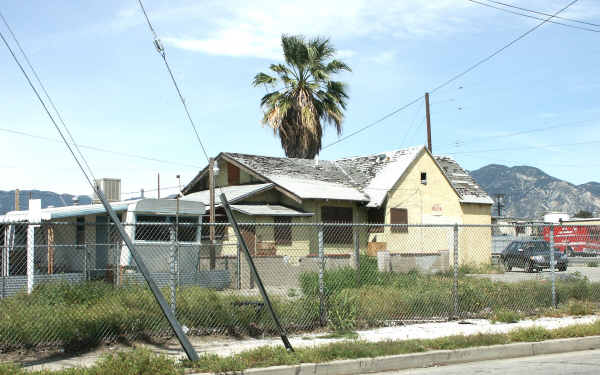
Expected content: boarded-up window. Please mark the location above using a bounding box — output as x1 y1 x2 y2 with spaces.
390 208 408 233
227 163 240 185
321 206 353 244
367 208 385 233
274 216 292 245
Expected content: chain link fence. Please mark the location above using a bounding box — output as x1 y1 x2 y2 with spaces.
1 220 599 353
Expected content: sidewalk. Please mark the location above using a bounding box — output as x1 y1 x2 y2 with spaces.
26 315 599 372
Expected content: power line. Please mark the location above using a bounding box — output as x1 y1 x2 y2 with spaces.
481 0 600 27
444 139 600 155
322 0 579 150
0 27 96 191
0 10 98 183
431 0 579 94
441 118 599 148
0 127 201 169
136 0 211 166
467 0 600 33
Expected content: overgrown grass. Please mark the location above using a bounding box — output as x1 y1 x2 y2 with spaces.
2 257 599 355
4 321 600 374
0 348 181 375
491 309 522 323
184 320 600 373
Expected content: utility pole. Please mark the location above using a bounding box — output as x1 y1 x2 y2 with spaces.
14 189 20 211
425 92 432 153
495 194 505 216
208 158 216 270
157 173 160 199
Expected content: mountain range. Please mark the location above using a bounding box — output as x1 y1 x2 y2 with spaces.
0 190 92 215
1 165 598 219
470 165 600 218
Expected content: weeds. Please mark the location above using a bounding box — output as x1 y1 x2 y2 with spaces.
491 309 522 323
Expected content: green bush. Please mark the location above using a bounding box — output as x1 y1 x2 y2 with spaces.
491 309 522 323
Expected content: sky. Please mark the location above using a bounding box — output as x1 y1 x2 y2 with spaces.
1 0 599 199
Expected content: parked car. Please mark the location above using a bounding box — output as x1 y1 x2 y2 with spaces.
500 240 568 272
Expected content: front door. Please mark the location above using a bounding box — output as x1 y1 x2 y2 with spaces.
240 225 256 255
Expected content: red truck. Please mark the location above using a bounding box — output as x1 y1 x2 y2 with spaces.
542 225 600 256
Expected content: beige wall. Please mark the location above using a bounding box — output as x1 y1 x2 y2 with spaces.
210 154 491 264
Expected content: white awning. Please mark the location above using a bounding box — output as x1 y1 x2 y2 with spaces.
230 204 313 217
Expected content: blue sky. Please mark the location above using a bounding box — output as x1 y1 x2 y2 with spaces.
1 0 599 198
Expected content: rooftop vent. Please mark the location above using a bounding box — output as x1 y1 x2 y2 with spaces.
93 178 121 203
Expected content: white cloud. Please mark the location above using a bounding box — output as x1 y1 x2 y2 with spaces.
368 50 397 64
118 0 476 59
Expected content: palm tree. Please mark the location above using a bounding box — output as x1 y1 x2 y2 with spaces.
253 35 351 159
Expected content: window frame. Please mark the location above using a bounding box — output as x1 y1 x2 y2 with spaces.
390 208 408 233
321 206 353 245
274 216 292 246
134 215 201 243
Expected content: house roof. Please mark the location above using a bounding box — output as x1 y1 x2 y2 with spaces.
0 201 132 222
181 183 275 206
434 156 494 204
183 146 492 207
230 204 314 217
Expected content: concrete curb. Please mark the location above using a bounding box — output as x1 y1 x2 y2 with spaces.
189 336 600 375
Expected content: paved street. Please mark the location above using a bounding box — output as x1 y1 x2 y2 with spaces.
380 349 600 375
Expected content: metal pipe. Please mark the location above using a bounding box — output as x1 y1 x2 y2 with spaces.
220 193 294 352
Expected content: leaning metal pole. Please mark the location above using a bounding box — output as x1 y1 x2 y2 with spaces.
220 193 294 352
94 188 199 361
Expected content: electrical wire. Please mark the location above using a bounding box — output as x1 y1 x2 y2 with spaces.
136 0 211 165
322 0 579 151
0 127 201 168
444 139 600 155
0 10 98 183
440 118 599 148
0 28 96 192
481 0 600 27
467 0 599 33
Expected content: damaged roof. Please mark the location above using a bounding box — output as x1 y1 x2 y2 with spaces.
434 156 494 204
184 146 492 207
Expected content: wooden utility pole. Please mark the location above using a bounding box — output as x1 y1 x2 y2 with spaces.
425 92 432 153
208 158 216 270
157 173 161 199
14 189 20 211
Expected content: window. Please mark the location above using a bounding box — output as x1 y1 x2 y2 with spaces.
274 217 292 245
227 163 240 185
321 206 353 244
420 172 427 185
135 215 199 242
367 208 385 233
76 217 85 246
390 208 408 233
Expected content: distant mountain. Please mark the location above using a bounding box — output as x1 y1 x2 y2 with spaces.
470 164 600 219
0 190 92 215
579 182 600 197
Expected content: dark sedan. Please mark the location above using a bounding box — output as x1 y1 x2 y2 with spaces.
500 240 568 272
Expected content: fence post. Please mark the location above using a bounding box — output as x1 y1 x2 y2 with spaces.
169 225 177 315
353 230 360 286
318 225 326 327
237 243 242 289
453 224 459 319
550 224 556 308
26 224 35 294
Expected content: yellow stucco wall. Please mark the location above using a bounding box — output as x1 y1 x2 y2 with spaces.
209 155 491 264
370 150 463 255
459 203 492 265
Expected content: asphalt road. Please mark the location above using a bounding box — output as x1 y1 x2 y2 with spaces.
380 349 600 375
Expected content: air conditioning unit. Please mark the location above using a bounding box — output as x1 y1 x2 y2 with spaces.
93 178 121 203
